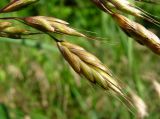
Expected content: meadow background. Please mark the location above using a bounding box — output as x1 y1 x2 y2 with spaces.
0 0 160 119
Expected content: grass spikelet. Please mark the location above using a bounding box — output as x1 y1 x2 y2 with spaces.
0 16 110 43
129 92 148 119
107 0 160 26
57 41 134 110
57 41 118 92
16 16 102 41
13 16 89 38
0 22 12 29
0 23 39 38
2 27 28 34
112 13 160 55
152 80 160 98
91 0 160 27
0 0 39 13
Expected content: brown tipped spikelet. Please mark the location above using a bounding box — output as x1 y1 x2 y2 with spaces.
57 41 127 98
105 0 143 16
129 92 148 119
112 13 160 55
0 0 39 13
107 0 160 26
21 16 87 38
91 0 160 26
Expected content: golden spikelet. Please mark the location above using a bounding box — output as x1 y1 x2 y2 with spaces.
112 13 160 55
104 0 160 26
105 0 142 16
22 16 87 38
0 22 32 38
0 0 39 13
2 27 28 34
129 92 148 119
0 22 12 29
57 41 125 97
152 80 160 98
91 0 160 26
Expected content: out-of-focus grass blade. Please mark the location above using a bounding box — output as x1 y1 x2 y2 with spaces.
135 0 160 4
31 111 49 119
0 103 10 119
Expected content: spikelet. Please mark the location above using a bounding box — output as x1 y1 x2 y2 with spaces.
105 0 160 26
0 22 31 38
112 13 160 55
57 41 133 104
129 92 148 119
91 0 160 26
2 27 28 34
20 16 89 38
0 22 12 29
152 80 160 98
0 0 39 13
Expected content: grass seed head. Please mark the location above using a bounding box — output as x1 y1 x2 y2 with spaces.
92 0 160 26
152 80 160 98
57 41 127 98
0 22 12 29
23 16 87 38
0 24 29 38
2 27 28 34
107 0 141 15
129 92 148 119
0 0 39 13
112 13 160 55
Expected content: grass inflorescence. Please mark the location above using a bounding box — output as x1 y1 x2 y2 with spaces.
0 0 160 118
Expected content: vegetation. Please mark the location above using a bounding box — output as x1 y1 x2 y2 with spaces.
0 0 160 119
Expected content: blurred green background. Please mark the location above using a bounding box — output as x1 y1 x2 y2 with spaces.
0 0 160 119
